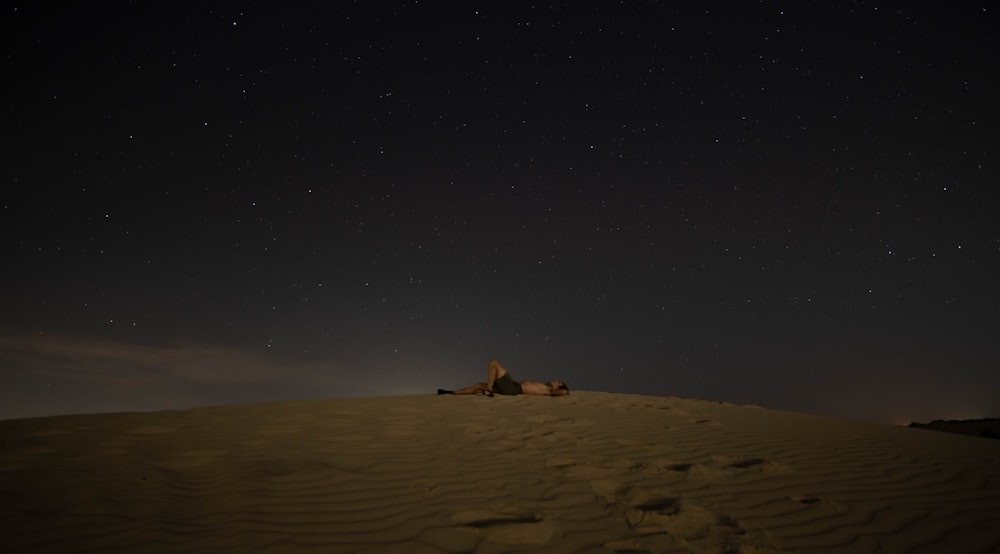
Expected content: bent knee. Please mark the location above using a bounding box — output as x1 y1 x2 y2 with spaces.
489 359 507 377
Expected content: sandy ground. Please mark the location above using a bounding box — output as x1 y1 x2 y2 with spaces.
1 391 999 553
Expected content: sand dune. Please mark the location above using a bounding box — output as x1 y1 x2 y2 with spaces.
1 391 999 553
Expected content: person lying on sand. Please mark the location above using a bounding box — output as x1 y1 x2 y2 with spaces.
438 359 570 397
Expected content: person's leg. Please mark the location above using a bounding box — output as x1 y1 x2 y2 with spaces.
447 382 492 395
438 360 508 396
487 359 508 391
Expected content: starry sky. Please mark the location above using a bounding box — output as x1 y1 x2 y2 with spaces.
2 2 998 424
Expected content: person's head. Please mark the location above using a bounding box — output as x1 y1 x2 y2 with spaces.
549 380 570 395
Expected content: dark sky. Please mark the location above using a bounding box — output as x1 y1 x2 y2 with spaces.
2 2 998 423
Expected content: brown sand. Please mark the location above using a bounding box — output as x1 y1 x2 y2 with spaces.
1 391 999 553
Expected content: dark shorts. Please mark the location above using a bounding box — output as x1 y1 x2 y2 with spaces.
492 373 522 395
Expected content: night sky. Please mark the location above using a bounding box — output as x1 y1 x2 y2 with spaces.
3 2 998 424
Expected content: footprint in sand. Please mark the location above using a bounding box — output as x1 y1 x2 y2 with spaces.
621 489 756 550
591 479 626 502
623 490 682 531
644 459 723 481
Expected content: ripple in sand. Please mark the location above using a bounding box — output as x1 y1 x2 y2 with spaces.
125 425 177 435
28 429 71 437
0 461 30 472
712 455 790 473
452 508 541 527
451 507 556 545
525 414 575 425
149 449 229 470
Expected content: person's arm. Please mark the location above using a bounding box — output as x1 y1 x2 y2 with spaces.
549 381 570 396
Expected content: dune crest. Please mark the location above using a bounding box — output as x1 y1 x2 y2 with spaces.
2 391 999 553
